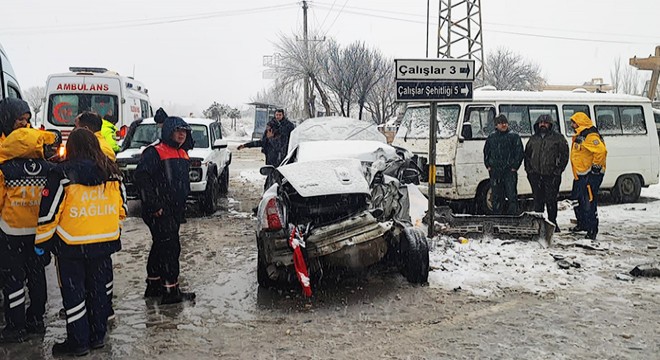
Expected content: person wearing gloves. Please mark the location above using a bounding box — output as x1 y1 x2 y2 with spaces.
524 114 570 232
483 114 524 215
133 116 196 305
0 127 55 343
569 112 608 240
35 129 126 356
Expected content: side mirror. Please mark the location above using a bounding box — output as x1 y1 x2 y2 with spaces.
461 122 473 140
260 165 275 176
401 168 420 185
212 139 228 149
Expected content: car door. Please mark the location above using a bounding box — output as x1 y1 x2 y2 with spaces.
208 122 226 171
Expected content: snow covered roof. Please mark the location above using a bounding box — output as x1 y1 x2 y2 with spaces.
288 116 386 153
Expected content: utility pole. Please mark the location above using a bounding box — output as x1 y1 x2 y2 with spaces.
437 0 485 81
302 1 311 119
630 45 660 102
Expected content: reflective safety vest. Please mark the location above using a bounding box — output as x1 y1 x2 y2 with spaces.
36 166 126 246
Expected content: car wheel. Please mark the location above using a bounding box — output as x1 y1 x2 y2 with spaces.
219 166 229 196
474 180 493 215
398 227 429 284
199 171 218 215
257 236 278 288
611 174 641 203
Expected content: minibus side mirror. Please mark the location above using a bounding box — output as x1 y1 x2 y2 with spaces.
460 122 473 141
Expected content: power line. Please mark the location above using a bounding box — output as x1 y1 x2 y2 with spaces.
0 3 298 35
313 3 659 45
322 0 350 37
317 0 338 32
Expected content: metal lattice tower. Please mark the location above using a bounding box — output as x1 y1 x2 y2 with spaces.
437 0 485 82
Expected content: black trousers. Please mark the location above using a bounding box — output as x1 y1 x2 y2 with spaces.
490 170 519 215
527 173 562 226
572 174 603 232
143 214 181 285
57 255 112 348
0 233 49 330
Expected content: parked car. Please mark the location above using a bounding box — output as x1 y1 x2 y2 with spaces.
116 117 231 214
256 117 429 289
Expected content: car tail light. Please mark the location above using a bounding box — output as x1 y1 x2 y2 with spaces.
265 198 283 231
40 124 45 130
116 125 128 139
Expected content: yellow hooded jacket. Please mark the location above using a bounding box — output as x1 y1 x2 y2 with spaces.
569 112 608 179
0 128 56 235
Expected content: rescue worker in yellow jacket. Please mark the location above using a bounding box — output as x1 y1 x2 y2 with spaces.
0 127 55 343
101 112 121 153
0 98 31 144
36 128 126 356
74 111 116 161
569 112 608 240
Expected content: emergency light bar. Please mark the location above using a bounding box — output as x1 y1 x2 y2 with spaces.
69 67 108 73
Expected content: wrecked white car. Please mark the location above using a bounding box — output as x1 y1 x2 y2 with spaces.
256 117 430 290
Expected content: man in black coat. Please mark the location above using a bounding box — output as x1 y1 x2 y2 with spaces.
237 109 295 167
524 114 569 231
484 114 524 215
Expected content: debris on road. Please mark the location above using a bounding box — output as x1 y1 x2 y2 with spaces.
629 263 660 278
615 273 635 281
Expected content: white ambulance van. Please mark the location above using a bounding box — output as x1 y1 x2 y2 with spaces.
0 43 23 100
43 67 152 143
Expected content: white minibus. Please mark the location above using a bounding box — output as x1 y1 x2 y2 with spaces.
0 43 22 100
393 88 660 213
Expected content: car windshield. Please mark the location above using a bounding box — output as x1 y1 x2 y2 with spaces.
127 124 209 149
397 105 461 139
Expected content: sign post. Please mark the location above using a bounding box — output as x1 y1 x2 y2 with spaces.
394 59 475 238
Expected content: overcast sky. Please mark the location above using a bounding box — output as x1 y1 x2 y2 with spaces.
2 0 659 115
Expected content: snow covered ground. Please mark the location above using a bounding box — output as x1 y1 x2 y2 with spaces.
429 184 660 296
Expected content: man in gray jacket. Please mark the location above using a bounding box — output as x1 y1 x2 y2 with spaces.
524 114 569 232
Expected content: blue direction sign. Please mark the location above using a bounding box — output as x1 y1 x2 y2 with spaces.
396 81 473 102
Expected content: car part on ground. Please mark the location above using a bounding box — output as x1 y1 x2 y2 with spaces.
434 206 555 248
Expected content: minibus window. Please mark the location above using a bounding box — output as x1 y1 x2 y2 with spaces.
7 85 20 99
399 105 460 139
464 106 495 139
620 106 646 135
499 105 532 136
563 105 590 135
595 106 623 135
528 105 559 134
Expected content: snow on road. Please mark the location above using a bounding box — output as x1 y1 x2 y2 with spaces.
428 184 660 296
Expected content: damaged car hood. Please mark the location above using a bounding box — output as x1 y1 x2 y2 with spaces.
277 158 370 197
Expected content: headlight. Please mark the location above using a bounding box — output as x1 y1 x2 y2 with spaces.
189 168 202 182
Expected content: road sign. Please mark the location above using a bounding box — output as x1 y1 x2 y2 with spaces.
395 59 475 81
396 81 472 102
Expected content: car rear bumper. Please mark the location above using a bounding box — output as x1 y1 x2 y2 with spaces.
260 211 390 270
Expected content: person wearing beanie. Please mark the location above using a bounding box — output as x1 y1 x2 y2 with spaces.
483 114 524 215
524 114 569 232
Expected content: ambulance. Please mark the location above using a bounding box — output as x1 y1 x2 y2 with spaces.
43 67 152 145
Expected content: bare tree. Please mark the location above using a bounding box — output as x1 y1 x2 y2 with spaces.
364 61 398 124
610 57 643 95
24 86 46 118
483 48 546 91
251 80 305 119
354 45 390 120
272 33 332 118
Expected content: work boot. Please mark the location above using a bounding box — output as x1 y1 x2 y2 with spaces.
570 225 586 233
161 285 196 305
144 279 161 298
585 230 598 240
52 340 90 357
25 320 46 335
0 327 26 343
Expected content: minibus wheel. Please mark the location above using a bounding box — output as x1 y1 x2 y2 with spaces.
475 181 493 215
611 174 641 203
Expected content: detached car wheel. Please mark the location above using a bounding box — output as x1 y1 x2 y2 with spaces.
399 227 429 284
200 172 218 215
